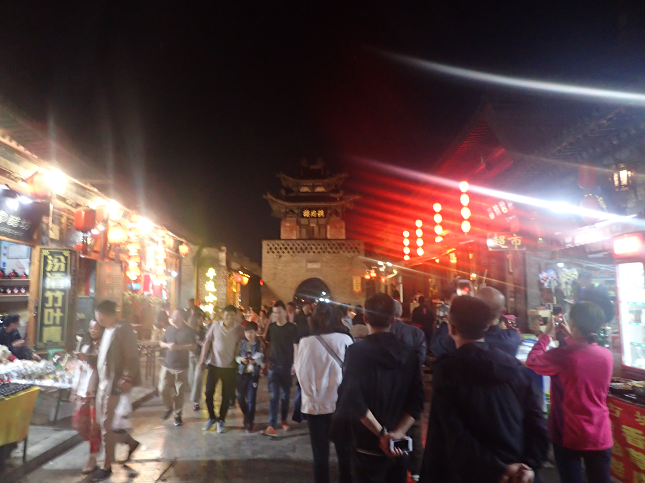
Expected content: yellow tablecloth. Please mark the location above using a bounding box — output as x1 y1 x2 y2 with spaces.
0 386 40 446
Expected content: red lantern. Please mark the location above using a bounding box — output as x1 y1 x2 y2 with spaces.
27 172 52 199
74 208 96 232
233 273 243 283
178 243 190 257
107 225 128 245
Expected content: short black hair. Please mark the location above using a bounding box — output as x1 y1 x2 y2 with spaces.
223 305 237 314
364 294 395 329
578 270 592 280
418 296 426 305
287 302 296 308
570 301 605 344
96 300 117 317
311 302 343 335
245 321 258 332
449 296 492 340
273 300 286 310
2 314 19 327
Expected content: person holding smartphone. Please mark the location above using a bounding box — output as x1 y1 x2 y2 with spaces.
527 302 613 483
0 314 40 361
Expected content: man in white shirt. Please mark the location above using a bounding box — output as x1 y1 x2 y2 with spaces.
198 304 244 433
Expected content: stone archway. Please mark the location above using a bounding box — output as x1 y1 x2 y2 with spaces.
293 278 331 304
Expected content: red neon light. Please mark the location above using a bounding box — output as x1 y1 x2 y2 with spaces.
614 233 643 257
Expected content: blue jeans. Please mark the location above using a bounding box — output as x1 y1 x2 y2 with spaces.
268 365 292 429
552 444 612 483
237 373 259 426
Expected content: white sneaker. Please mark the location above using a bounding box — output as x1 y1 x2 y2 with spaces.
216 420 226 433
410 475 420 482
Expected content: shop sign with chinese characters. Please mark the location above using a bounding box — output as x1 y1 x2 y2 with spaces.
36 249 77 349
486 233 526 251
300 209 326 218
0 198 48 243
608 395 645 482
352 276 362 294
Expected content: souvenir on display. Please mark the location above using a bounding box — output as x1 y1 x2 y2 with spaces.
8 270 19 279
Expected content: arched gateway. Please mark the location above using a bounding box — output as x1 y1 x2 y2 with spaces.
294 278 331 304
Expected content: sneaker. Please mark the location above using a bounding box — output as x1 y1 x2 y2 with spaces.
216 420 226 433
160 410 172 420
263 426 277 437
281 420 290 431
245 423 254 433
202 418 216 431
174 415 183 426
410 475 420 482
193 403 200 411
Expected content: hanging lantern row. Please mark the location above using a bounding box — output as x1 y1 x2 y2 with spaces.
460 181 471 234
433 203 443 242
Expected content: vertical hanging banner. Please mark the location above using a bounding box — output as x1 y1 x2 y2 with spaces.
36 249 76 350
352 276 362 294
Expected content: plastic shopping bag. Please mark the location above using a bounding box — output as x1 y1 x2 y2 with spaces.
112 393 133 432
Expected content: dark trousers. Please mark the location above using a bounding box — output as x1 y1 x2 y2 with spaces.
307 413 352 483
553 444 612 483
407 419 423 476
236 373 259 425
205 365 237 421
268 364 292 428
352 450 407 483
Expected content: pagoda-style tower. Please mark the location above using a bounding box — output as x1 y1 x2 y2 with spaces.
264 159 359 240
262 159 364 306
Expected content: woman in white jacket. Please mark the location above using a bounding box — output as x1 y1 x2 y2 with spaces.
295 303 353 483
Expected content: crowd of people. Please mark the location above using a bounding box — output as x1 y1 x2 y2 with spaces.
59 283 614 483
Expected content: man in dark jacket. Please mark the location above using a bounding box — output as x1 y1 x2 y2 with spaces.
411 296 435 345
576 271 614 323
420 296 548 483
431 287 520 358
336 293 425 483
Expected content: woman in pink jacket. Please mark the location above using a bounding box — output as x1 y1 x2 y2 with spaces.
527 301 613 483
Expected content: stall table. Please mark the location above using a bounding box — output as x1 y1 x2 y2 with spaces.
608 393 645 481
0 384 40 464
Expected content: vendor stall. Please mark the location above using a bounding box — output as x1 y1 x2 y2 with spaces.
0 384 40 468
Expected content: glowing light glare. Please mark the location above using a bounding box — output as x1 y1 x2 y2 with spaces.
433 213 442 223
402 230 410 237
108 200 123 219
384 52 645 105
461 207 471 219
614 233 643 257
403 238 410 246
138 218 153 233
404 255 410 261
417 247 424 256
461 220 471 233
415 219 423 228
459 181 469 192
434 225 443 235
416 238 424 246
460 194 469 206
403 246 411 254
433 203 441 212
415 228 423 237
5 198 18 211
435 236 443 243
47 169 67 194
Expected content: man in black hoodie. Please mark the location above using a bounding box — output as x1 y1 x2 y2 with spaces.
336 293 425 483
420 296 548 483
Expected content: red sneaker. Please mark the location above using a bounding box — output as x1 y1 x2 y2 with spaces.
263 426 277 437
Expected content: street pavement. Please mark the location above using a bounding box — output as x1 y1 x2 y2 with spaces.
20 375 561 483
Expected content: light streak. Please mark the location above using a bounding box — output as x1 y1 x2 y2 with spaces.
382 52 645 105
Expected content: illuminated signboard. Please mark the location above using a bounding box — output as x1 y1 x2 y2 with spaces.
486 233 526 251
300 209 326 218
614 233 644 258
36 249 77 349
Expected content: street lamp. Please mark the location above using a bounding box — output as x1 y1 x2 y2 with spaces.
613 163 634 191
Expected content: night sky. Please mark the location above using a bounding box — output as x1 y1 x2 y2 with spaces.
0 1 642 262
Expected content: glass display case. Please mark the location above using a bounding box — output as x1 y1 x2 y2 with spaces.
617 261 645 370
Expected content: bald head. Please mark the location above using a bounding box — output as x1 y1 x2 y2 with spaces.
475 287 506 325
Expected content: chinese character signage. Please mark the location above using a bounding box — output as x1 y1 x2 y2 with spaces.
352 276 362 294
300 209 326 218
0 198 48 243
36 249 76 349
486 233 526 251
608 395 645 481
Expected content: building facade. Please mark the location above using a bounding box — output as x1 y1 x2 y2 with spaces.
262 160 365 306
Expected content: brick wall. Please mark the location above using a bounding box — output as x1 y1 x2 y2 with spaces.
261 239 366 306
